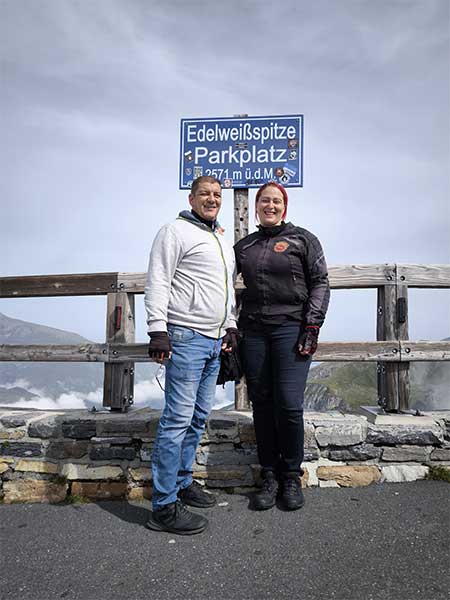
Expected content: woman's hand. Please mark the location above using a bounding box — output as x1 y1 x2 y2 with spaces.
298 326 320 356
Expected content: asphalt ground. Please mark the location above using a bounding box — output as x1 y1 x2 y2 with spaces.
0 481 449 600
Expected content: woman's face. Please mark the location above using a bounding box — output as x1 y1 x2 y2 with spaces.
256 186 285 226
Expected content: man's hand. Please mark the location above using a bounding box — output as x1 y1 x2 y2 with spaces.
298 325 320 356
221 328 240 354
148 331 172 363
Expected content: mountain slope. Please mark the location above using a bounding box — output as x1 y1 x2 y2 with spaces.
0 312 104 400
0 312 160 407
308 358 450 411
0 312 92 344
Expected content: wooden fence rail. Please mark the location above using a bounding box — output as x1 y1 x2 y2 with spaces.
1 264 449 412
2 341 449 363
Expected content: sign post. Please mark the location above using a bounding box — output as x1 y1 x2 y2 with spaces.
233 186 249 409
232 115 250 409
180 114 304 410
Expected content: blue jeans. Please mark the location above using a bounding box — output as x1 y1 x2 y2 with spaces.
151 325 222 509
240 323 312 475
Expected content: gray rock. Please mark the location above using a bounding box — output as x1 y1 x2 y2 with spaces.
315 422 367 447
382 446 431 462
196 445 257 466
367 424 444 446
443 422 450 442
0 442 42 457
28 416 61 439
1 414 35 428
62 420 96 439
96 418 155 436
328 444 382 461
304 423 318 449
45 440 89 459
304 447 320 461
430 447 450 461
89 446 136 460
206 416 238 441
91 437 132 444
140 446 153 462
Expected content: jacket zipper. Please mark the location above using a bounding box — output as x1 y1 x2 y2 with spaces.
177 215 229 336
210 231 229 337
260 237 271 306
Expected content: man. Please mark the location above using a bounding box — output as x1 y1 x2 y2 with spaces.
144 176 238 535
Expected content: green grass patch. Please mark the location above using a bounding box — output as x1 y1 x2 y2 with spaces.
426 465 450 483
65 494 92 504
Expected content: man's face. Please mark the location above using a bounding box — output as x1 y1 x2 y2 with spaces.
189 182 222 221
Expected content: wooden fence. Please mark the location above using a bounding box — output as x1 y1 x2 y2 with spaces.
1 264 449 412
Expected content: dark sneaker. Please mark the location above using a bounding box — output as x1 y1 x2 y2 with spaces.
178 481 216 508
146 501 208 535
253 471 278 510
281 475 304 511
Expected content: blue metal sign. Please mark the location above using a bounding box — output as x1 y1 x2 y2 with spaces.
179 115 303 189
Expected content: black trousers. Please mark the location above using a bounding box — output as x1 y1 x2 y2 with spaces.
240 323 311 475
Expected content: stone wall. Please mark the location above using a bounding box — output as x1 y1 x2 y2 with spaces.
1 408 449 503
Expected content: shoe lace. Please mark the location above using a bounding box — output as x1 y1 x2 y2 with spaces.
175 500 190 517
261 476 277 492
283 478 300 495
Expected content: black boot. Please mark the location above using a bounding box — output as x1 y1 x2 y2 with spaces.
253 470 278 510
178 480 216 508
280 473 304 511
146 500 208 535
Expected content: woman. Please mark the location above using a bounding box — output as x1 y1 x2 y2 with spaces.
234 182 330 510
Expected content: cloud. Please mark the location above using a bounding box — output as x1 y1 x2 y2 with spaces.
2 376 233 411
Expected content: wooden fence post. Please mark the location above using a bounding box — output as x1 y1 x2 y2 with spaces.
103 292 135 411
376 265 410 412
397 282 410 412
234 187 250 411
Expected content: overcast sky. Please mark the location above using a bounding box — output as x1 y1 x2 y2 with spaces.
1 0 449 346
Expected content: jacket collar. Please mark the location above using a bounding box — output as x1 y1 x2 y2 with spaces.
257 221 288 238
178 210 220 232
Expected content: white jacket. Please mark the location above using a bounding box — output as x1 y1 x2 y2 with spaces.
144 211 237 339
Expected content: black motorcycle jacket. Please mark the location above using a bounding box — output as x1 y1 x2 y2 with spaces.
234 222 330 328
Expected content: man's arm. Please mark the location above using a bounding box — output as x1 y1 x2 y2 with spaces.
144 224 183 333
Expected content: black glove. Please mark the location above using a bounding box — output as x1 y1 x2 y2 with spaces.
221 328 240 353
148 331 172 360
298 326 320 356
